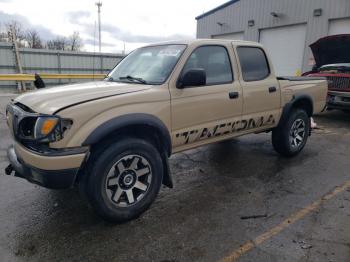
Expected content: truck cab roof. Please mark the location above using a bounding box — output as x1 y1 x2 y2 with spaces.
143 39 262 48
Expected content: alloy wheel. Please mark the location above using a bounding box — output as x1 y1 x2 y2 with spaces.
105 154 152 207
289 118 306 148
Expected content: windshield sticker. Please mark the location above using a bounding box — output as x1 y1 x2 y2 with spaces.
159 49 181 57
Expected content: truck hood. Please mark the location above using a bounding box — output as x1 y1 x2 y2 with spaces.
14 81 151 114
319 63 350 72
310 34 350 68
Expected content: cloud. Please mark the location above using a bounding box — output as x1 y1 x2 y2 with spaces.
103 24 191 43
65 10 192 44
102 23 192 43
0 11 58 40
0 9 192 52
0 0 11 2
83 38 115 47
65 10 90 24
0 11 29 26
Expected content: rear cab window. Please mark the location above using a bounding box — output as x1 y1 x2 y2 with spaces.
237 46 270 81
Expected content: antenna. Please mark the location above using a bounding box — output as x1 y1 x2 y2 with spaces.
95 1 102 53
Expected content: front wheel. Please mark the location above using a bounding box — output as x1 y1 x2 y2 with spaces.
272 109 310 157
85 138 163 223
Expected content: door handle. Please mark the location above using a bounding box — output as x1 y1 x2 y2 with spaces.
269 86 277 93
229 91 239 99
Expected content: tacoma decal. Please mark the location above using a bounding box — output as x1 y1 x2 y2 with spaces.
175 114 275 145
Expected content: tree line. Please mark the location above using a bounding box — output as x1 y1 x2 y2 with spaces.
0 21 83 51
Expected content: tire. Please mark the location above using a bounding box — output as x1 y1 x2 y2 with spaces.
85 138 163 223
272 109 310 157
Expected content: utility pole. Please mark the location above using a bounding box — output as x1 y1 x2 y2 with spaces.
10 26 25 92
96 1 102 53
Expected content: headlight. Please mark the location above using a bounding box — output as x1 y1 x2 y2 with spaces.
18 115 72 143
34 116 60 141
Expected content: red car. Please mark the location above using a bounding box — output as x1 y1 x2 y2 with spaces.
303 34 350 112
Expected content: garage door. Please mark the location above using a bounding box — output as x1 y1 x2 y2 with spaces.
259 24 307 76
329 18 350 35
212 32 244 40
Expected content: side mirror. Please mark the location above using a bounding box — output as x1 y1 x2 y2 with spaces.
177 68 206 88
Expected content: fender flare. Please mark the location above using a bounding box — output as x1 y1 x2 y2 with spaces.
82 113 173 188
82 113 172 156
279 94 314 127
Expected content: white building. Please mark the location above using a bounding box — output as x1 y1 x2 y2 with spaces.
196 0 350 75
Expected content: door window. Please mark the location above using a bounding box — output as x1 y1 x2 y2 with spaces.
237 47 270 81
181 45 233 85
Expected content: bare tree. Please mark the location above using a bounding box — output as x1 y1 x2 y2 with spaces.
68 31 82 51
25 29 43 49
46 37 67 50
0 21 84 51
0 23 7 42
47 32 83 51
0 32 7 42
5 20 25 46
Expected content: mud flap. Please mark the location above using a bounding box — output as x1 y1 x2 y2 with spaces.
161 151 173 188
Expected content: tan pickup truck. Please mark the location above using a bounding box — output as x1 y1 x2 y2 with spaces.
5 39 327 222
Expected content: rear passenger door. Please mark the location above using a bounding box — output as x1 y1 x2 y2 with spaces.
235 46 281 132
169 44 243 151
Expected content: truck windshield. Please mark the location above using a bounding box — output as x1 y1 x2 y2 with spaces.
107 44 186 85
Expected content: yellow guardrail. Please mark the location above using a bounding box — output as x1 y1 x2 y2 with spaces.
0 73 107 81
0 74 35 81
40 73 106 79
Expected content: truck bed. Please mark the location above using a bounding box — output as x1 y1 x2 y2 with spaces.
278 77 328 114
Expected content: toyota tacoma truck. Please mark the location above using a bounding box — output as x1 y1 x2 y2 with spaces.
5 39 328 222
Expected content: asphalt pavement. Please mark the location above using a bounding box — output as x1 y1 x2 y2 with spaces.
0 94 349 262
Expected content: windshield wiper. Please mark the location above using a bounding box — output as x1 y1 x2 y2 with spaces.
119 75 147 84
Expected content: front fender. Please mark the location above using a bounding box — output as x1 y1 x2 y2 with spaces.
82 113 172 156
82 113 173 188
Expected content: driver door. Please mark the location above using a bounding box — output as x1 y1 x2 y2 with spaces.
169 43 243 152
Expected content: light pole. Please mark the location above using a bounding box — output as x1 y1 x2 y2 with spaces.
96 1 102 53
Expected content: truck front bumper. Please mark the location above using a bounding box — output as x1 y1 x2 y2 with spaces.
327 91 350 110
5 144 88 189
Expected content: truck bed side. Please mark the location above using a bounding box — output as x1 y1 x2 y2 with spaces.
278 78 328 114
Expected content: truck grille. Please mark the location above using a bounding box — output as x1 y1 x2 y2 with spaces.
326 76 350 90
307 73 350 91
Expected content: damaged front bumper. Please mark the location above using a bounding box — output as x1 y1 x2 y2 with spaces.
327 90 350 110
5 144 87 189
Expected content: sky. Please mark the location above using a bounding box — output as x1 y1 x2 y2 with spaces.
0 0 226 53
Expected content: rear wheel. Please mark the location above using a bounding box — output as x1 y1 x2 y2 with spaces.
272 109 310 157
85 138 163 223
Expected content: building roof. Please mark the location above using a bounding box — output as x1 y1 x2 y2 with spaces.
195 0 240 20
